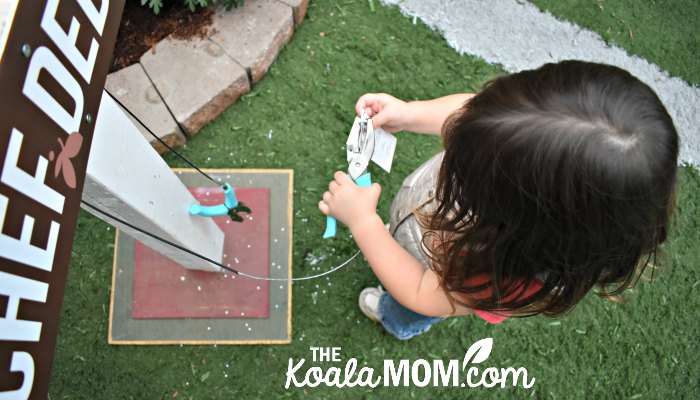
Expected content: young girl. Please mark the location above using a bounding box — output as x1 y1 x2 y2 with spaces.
318 60 679 340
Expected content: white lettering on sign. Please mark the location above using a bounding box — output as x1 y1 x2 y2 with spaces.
0 352 35 399
75 0 110 36
22 46 84 136
2 129 65 213
0 129 63 271
0 194 60 272
0 271 49 342
40 0 110 84
0 197 61 272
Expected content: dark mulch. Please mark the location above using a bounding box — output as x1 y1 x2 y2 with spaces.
110 1 215 73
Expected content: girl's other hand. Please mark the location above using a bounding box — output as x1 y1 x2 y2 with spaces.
355 93 410 133
357 92 474 136
318 171 382 231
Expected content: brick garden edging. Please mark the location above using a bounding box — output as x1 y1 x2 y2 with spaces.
105 0 308 153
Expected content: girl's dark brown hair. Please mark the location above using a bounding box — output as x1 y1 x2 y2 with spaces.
423 60 678 317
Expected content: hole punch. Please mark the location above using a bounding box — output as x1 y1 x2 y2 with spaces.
323 112 375 238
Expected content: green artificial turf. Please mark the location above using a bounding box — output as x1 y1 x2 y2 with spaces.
50 0 699 398
530 0 700 87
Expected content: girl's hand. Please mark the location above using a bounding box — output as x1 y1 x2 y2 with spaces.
355 93 410 133
318 171 382 231
357 92 474 136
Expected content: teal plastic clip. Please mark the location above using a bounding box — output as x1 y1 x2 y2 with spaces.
189 183 239 217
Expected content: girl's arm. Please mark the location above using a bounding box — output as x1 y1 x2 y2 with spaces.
319 172 473 317
356 93 474 136
351 213 473 317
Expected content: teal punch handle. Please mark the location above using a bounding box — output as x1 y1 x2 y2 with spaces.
323 173 372 239
323 216 337 239
189 183 239 217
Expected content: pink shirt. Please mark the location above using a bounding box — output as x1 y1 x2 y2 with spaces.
460 275 544 324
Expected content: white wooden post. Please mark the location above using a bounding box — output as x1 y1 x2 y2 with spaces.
82 91 224 272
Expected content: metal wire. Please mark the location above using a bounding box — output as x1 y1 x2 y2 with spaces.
103 89 221 186
82 200 361 281
94 91 362 281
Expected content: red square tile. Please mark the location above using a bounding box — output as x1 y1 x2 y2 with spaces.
131 187 270 319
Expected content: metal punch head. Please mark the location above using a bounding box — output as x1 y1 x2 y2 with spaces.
348 112 375 180
358 111 369 147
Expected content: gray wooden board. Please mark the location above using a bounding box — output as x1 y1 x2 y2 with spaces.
109 169 293 344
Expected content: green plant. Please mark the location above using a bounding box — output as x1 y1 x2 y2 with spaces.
140 0 245 15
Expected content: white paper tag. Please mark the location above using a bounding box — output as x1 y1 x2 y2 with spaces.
371 127 397 173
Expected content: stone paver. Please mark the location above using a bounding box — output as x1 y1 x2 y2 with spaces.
105 63 186 153
277 0 309 26
106 0 307 145
140 36 250 135
209 0 294 83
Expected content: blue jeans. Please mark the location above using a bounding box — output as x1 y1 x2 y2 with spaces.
379 291 443 340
